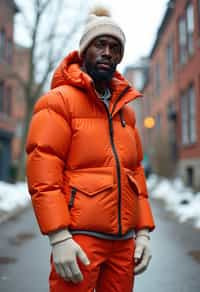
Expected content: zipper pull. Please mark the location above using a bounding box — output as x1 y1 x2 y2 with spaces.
119 109 126 127
68 187 77 210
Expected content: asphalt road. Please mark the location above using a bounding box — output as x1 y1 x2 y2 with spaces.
0 199 200 292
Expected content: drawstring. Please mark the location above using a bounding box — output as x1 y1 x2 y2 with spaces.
119 109 126 127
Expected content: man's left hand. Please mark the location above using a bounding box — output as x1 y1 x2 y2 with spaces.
134 229 152 275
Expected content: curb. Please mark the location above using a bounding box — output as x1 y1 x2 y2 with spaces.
0 202 32 225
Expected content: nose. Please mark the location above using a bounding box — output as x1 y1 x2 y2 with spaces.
102 45 112 58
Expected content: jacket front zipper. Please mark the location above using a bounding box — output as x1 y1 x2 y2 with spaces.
103 105 122 235
103 87 130 235
94 85 130 236
68 187 77 210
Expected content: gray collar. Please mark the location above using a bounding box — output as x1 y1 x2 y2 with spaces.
99 88 111 101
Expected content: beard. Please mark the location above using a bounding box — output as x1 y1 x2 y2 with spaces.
85 59 116 82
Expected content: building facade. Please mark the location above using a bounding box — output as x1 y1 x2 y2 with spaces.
123 58 149 137
12 44 29 167
0 0 18 181
142 0 200 190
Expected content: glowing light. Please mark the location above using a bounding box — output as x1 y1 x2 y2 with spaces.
144 117 155 129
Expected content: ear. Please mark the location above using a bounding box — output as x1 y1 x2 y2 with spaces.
116 43 124 64
117 51 123 64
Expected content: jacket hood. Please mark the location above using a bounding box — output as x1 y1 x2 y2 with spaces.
51 51 142 109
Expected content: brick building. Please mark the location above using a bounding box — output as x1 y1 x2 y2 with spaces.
12 44 29 165
142 0 200 189
0 0 18 181
123 58 149 136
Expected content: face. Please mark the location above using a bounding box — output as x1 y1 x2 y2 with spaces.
82 35 123 82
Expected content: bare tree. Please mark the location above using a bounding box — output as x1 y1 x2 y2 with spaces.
11 0 89 180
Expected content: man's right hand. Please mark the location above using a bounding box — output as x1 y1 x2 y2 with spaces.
48 229 90 283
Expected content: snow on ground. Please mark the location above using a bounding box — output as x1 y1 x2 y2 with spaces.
0 175 199 229
0 181 30 214
148 174 200 229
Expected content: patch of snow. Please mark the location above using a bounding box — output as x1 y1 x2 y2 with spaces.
0 181 30 213
148 174 200 229
146 174 159 192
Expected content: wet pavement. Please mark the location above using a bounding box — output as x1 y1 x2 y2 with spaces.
135 199 200 292
0 199 200 292
0 207 50 291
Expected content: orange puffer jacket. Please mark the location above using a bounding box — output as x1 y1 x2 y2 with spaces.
26 51 155 237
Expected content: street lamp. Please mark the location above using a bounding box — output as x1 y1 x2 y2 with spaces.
143 116 155 163
144 116 155 129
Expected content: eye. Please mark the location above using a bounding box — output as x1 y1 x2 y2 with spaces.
112 44 121 53
94 40 106 49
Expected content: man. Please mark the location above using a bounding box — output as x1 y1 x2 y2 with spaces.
26 14 155 292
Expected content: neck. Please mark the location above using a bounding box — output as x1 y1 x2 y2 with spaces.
94 81 109 95
81 65 110 94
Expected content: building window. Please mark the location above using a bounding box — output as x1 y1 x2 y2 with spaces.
181 91 189 144
6 39 13 64
4 86 12 116
155 63 161 96
178 17 187 65
0 81 4 112
188 85 196 143
198 0 200 33
186 167 194 187
168 101 177 159
181 85 196 145
156 112 161 131
166 39 174 81
186 2 194 56
0 29 6 60
15 122 23 138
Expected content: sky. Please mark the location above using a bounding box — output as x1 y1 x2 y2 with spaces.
14 0 169 71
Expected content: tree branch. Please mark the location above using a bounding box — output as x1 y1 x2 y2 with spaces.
33 60 55 99
27 0 52 94
40 0 52 13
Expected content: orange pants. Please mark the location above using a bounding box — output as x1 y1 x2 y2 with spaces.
49 234 135 292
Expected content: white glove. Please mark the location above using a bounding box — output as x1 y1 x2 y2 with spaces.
134 229 151 275
48 229 90 283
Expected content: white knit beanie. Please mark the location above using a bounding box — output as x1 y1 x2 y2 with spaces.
79 14 126 56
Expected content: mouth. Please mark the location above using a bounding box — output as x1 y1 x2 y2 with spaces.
97 62 112 70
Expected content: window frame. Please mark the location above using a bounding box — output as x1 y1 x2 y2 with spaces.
0 29 6 61
185 1 194 56
181 91 189 145
198 0 200 34
178 16 187 65
180 84 196 146
0 81 4 112
166 38 174 82
156 112 161 131
6 39 13 64
4 86 12 116
155 63 161 97
188 85 196 143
